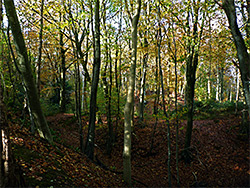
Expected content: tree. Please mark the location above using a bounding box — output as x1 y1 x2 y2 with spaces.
221 0 250 117
183 0 205 161
156 0 171 185
123 0 141 185
138 1 149 123
0 68 25 187
36 0 45 98
4 0 53 143
85 0 101 160
0 4 25 182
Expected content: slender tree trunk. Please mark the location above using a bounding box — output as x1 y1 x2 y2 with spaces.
37 0 44 98
102 7 113 155
114 8 122 139
220 66 224 102
138 51 147 123
101 45 111 153
81 70 86 113
115 24 122 140
208 18 212 99
156 1 172 185
85 0 101 160
4 0 53 143
216 65 220 101
74 58 83 152
139 1 149 122
183 0 205 161
236 68 240 101
59 31 67 112
171 7 180 184
107 43 113 155
149 56 160 154
154 55 160 115
229 82 232 102
123 0 141 185
235 67 240 113
82 37 89 113
0 0 2 26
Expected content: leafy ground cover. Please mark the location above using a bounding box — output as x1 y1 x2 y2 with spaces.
9 103 250 187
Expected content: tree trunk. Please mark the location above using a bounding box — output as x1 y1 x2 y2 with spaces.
183 0 205 162
171 7 180 184
107 43 113 155
138 52 147 123
37 0 44 98
102 7 113 155
222 0 250 117
114 8 122 140
0 55 25 187
85 0 101 160
207 18 212 99
157 1 171 185
82 37 89 113
123 0 141 185
0 0 2 25
236 67 240 101
150 56 160 154
216 65 220 101
184 52 198 152
220 66 224 102
74 59 83 152
4 0 53 143
59 31 67 112
139 1 149 122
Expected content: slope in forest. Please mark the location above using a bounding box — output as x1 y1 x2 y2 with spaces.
9 111 250 187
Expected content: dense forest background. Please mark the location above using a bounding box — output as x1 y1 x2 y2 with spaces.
0 0 249 187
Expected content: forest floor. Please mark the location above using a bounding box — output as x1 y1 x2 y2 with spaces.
10 101 250 187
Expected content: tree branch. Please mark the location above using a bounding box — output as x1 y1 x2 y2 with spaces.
232 60 240 69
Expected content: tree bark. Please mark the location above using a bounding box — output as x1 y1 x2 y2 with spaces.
37 0 44 98
216 65 220 101
138 1 149 122
138 37 148 123
59 31 67 113
183 0 205 161
123 0 141 185
114 8 122 140
220 66 224 102
4 0 53 143
85 0 101 160
157 1 172 185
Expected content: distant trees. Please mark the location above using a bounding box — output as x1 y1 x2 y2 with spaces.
221 0 250 117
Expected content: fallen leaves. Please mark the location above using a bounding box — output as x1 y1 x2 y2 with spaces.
9 112 250 187
9 122 125 187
